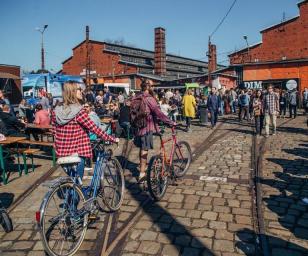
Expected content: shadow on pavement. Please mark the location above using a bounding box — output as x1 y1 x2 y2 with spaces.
235 228 307 255
117 155 216 255
261 155 308 241
227 128 255 135
277 126 308 136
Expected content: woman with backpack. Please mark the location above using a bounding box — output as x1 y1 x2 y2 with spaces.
130 80 174 181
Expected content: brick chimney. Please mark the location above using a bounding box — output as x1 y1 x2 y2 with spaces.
209 44 217 72
154 27 166 76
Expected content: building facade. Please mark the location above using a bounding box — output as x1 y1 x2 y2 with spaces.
62 27 215 89
228 0 308 93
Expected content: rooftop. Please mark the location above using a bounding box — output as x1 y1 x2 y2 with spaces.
66 39 209 67
230 58 308 67
0 64 20 68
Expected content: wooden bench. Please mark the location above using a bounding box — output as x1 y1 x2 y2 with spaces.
10 148 41 175
17 140 56 167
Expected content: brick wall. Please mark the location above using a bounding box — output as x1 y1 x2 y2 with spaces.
62 42 137 77
243 62 308 91
230 2 308 64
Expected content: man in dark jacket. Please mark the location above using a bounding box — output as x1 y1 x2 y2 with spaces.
0 105 26 137
207 87 221 128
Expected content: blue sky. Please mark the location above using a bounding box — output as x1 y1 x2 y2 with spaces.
0 0 301 72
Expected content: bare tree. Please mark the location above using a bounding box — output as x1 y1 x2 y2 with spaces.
105 37 135 47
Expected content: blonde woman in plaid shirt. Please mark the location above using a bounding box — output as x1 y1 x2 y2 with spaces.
262 85 280 137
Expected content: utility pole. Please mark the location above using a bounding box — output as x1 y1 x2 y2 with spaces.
86 25 91 87
243 35 250 63
36 25 48 71
207 36 212 86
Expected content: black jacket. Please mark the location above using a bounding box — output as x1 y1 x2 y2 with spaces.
0 110 25 135
119 106 130 124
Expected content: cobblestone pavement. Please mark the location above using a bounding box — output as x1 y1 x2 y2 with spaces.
0 115 307 256
257 117 308 255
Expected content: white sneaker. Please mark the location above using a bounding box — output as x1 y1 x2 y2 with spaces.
302 198 308 204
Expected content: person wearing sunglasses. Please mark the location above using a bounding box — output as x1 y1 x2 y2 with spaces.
52 82 119 180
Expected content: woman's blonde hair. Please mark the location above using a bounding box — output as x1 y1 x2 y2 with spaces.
186 89 192 95
62 82 81 106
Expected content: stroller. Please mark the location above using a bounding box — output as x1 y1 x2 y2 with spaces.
0 199 13 233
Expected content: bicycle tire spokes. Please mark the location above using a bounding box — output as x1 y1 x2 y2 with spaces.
147 156 168 201
172 141 192 177
100 158 124 211
41 183 87 256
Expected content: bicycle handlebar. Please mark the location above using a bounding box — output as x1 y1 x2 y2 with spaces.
91 138 118 151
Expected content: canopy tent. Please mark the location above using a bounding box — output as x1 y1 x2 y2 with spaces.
185 83 199 89
0 72 20 80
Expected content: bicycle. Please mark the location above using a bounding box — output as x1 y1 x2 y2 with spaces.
0 199 13 233
36 139 124 256
147 126 192 201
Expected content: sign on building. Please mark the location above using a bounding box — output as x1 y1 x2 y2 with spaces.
243 81 262 89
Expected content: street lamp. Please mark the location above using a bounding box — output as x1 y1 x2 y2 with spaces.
36 25 48 71
243 35 250 62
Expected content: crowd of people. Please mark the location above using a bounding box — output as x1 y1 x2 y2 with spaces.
0 82 307 142
0 80 307 183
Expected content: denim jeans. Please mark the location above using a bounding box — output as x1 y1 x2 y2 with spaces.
220 101 224 115
186 117 192 128
255 115 264 135
289 104 297 118
210 109 218 127
65 157 85 181
230 100 235 113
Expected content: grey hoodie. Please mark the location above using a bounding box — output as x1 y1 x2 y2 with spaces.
54 104 83 125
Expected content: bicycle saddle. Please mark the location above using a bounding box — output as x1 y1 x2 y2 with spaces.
57 154 81 165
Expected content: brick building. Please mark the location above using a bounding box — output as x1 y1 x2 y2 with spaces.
62 27 220 89
228 0 308 93
0 64 22 104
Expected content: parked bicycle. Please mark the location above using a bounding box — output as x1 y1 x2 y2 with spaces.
147 126 192 201
36 139 124 256
0 199 13 233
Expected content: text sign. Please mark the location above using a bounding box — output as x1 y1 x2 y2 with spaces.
244 81 262 89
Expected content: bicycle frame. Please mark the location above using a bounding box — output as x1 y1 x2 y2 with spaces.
38 146 113 224
159 127 179 176
71 148 113 205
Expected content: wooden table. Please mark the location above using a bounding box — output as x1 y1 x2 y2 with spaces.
26 124 52 130
0 137 26 184
26 124 53 142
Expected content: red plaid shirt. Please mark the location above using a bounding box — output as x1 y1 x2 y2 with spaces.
52 109 116 158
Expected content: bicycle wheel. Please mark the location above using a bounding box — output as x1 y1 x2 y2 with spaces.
147 155 168 201
98 157 125 212
173 141 192 177
0 210 13 233
40 182 88 256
